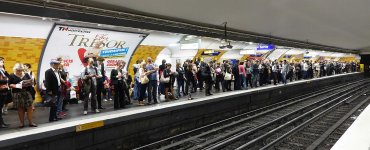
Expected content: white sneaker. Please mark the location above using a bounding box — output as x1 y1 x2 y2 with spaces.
109 98 113 101
104 99 108 102
83 111 87 115
95 109 100 113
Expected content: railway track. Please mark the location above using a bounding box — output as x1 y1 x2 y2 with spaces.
134 79 368 150
205 81 369 150
270 91 370 150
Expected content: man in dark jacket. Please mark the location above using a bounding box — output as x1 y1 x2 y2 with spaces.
96 57 105 109
203 62 213 96
45 59 62 122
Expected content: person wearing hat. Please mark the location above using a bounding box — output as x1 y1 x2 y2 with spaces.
45 59 63 122
9 63 37 128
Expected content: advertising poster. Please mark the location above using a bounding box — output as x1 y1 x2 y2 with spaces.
38 24 146 84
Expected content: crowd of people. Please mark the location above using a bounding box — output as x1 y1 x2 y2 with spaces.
0 55 360 129
0 57 37 128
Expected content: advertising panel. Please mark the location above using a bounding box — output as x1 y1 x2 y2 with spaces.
38 24 146 84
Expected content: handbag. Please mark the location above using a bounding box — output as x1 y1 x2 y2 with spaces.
140 75 150 84
160 71 170 83
224 72 232 80
0 71 9 90
43 94 57 107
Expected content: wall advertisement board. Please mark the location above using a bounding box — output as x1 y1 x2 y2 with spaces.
38 25 146 84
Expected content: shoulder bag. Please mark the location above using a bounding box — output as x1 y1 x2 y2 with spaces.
160 70 170 83
224 72 232 81
140 71 150 84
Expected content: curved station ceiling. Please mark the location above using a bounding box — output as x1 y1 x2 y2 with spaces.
86 0 370 51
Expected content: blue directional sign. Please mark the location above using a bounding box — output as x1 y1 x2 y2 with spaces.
257 44 275 50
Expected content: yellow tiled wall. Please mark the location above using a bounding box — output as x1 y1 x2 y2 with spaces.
193 49 227 62
0 36 45 102
128 45 165 78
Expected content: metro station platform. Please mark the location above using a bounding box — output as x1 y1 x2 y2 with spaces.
332 97 370 150
0 72 363 150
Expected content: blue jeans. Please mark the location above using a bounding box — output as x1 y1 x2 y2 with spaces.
281 72 287 84
253 73 259 87
159 82 165 95
239 74 247 89
133 77 140 100
177 78 185 97
57 87 63 113
303 71 308 79
147 80 158 103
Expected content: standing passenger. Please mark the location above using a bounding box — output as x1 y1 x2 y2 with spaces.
56 58 68 117
176 63 185 98
163 63 177 100
239 61 247 89
146 57 159 104
81 58 100 115
204 62 213 96
45 59 62 122
9 63 37 127
281 60 289 85
0 58 9 128
158 59 166 96
96 57 106 109
110 61 125 109
138 62 149 105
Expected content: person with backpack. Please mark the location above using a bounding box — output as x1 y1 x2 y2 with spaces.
81 58 101 115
